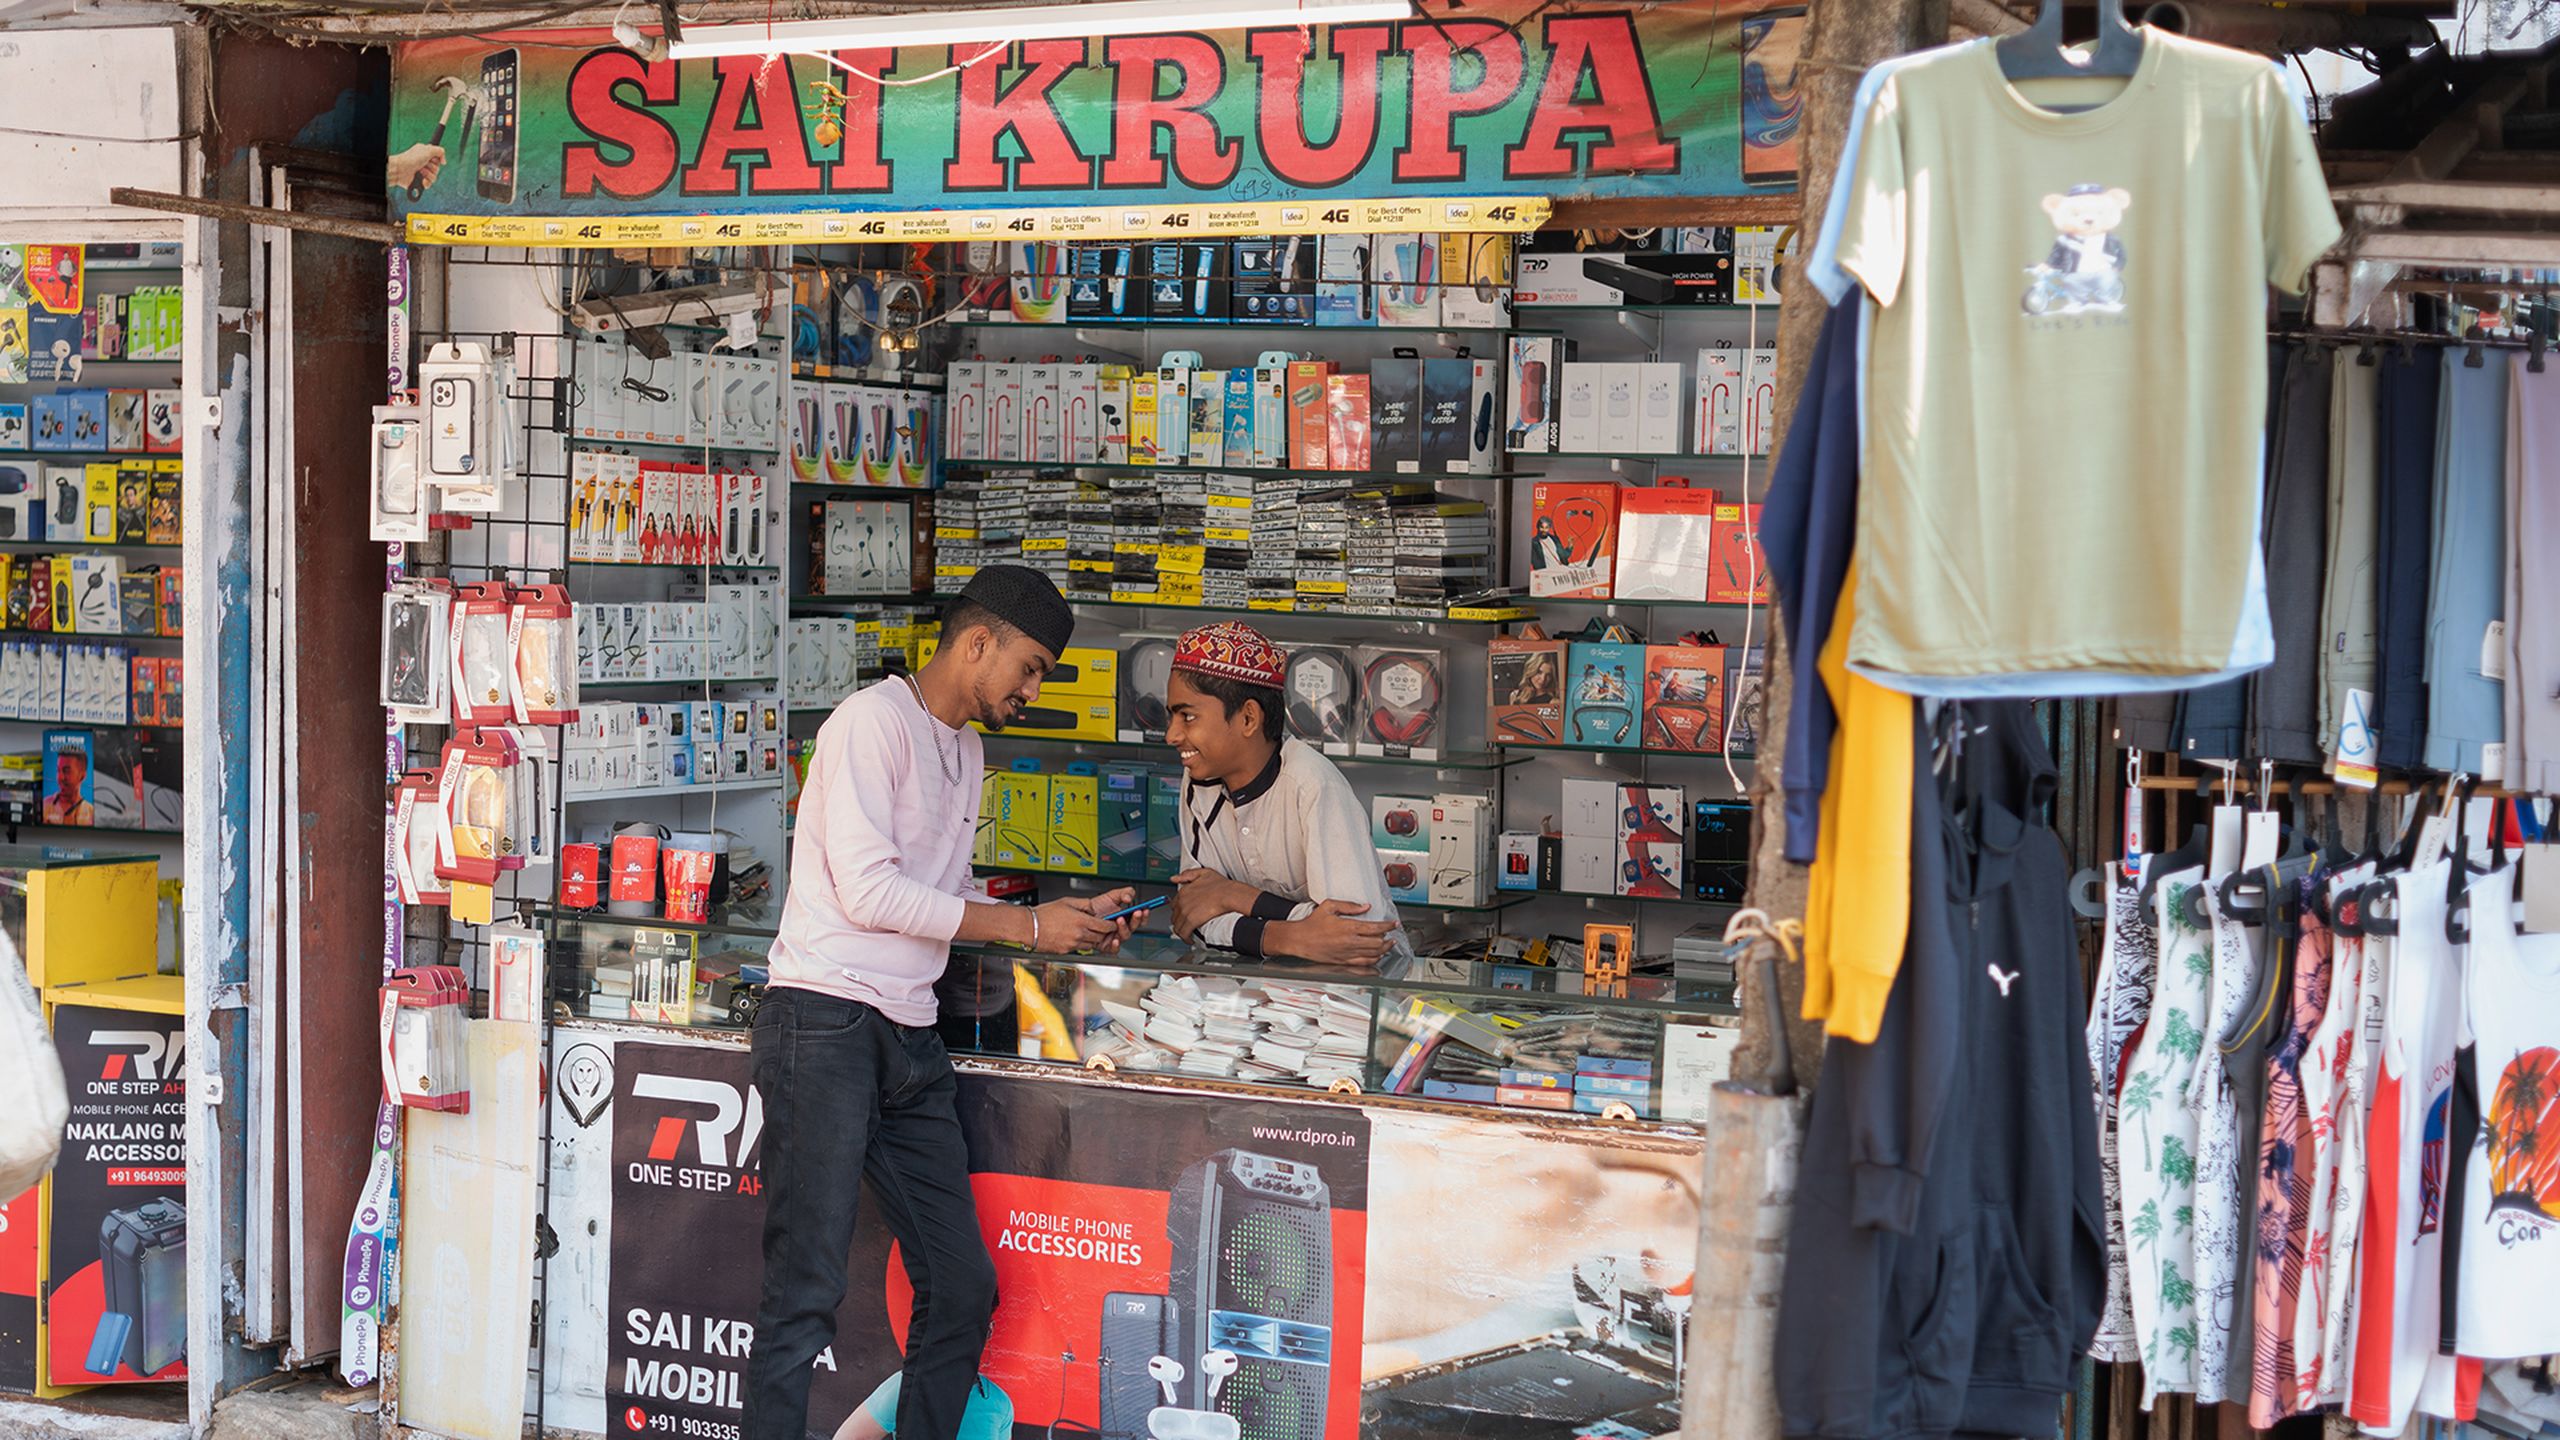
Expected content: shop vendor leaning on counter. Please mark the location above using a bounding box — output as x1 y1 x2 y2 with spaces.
1163 620 1412 971
747 565 1137 1440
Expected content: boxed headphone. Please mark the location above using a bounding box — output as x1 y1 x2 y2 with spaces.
1284 645 1359 755
1353 644 1443 761
1117 634 1178 744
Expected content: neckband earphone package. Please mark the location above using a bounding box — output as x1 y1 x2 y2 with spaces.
1489 632 1566 746
1566 638 1645 750
1117 635 1178 744
1284 646 1359 756
1354 644 1445 761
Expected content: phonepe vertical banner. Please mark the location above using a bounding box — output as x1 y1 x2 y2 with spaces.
607 1041 1370 1440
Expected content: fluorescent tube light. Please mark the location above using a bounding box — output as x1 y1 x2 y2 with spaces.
668 0 1418 61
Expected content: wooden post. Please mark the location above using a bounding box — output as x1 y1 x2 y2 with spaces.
1735 0 1951 1095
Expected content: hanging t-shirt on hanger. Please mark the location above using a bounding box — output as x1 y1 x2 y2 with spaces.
2454 866 2560 1359
1833 34 2339 693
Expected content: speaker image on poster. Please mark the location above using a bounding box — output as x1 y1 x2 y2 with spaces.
1163 1150 1333 1440
44 1002 187 1387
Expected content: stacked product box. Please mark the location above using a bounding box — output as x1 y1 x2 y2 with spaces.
1249 475 1301 610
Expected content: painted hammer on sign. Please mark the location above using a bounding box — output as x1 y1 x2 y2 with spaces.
408 75 477 200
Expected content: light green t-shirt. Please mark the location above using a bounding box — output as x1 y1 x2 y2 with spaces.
1837 33 2341 683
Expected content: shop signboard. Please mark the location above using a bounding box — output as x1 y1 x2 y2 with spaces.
43 1003 186 1389
594 1039 1698 1439
389 2 1803 242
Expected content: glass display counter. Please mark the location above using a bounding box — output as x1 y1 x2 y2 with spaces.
527 899 1741 1122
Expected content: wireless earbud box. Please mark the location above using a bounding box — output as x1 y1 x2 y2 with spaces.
1556 363 1603 453
1636 363 1684 454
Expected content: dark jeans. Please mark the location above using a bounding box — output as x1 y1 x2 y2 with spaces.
745 987 997 1440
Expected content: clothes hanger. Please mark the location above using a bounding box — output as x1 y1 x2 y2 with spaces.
1997 0 2144 83
2139 772 2217 911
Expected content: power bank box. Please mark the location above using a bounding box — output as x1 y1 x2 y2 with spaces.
1370 358 1424 474
1316 235 1374 327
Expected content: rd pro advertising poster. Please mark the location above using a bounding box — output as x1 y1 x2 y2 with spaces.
44 1003 187 1388
606 1041 1370 1440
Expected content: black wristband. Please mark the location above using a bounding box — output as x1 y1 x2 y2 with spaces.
1232 915 1270 958
1249 890 1295 922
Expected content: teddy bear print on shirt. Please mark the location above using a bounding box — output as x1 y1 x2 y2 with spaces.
2024 183 2131 316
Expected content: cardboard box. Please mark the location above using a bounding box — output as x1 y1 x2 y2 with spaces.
1375 234 1439 327
1708 502 1771 605
1378 847 1429 906
1643 642 1727 753
980 767 1049 870
1418 359 1475 475
1696 347 1744 455
1636 363 1684 454
1316 234 1373 327
1497 831 1542 892
1146 767 1183 882
1557 362 1602 452
1371 793 1431 852
1232 236 1313 325
1614 485 1718 602
1560 836 1613 896
1488 636 1565 746
1370 358 1424 474
1506 337 1568 454
1565 640 1643 749
1097 764 1151 880
1046 769 1099 875
1288 361 1336 470
1428 792 1496 908
1561 778 1617 839
1440 233 1513 329
1324 375 1371 472
1527 482 1618 599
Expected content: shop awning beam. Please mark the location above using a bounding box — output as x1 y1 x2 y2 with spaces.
108 187 404 245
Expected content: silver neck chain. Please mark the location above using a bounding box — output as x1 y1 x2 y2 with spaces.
900 673 964 785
